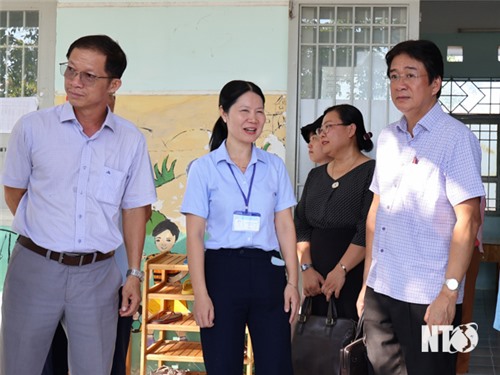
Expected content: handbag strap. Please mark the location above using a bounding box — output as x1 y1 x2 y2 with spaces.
354 312 365 340
326 298 340 326
298 296 342 326
297 296 313 323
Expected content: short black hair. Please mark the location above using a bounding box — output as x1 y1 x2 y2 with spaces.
300 115 324 143
386 39 443 98
66 34 127 79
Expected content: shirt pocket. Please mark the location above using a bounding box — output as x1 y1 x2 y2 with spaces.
401 162 433 197
96 166 127 206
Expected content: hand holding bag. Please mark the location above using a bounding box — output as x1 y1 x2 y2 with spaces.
339 313 370 375
292 297 357 375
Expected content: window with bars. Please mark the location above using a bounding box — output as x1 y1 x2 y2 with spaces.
0 10 39 98
441 78 500 214
299 5 408 101
295 4 409 198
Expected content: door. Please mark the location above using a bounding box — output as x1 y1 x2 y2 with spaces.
286 0 420 197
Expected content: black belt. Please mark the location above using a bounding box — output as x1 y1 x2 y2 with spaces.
17 235 115 266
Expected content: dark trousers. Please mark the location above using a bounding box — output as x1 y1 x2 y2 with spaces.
364 287 462 375
41 287 133 375
201 248 293 375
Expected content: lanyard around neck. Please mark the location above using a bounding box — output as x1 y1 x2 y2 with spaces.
227 162 257 212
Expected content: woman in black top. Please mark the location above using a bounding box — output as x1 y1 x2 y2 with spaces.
295 104 375 320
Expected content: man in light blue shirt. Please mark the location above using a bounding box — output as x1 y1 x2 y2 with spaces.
0 35 156 375
358 40 484 375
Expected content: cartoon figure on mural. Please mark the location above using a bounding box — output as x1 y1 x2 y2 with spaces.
153 218 179 253
148 217 188 283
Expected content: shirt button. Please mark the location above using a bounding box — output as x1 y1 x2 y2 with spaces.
78 239 82 243
380 249 384 253
78 214 82 219
386 205 390 209
382 227 386 231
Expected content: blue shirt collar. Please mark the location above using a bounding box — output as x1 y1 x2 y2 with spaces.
396 102 442 135
214 140 264 167
60 101 116 133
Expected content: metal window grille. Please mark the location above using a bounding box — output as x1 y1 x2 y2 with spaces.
0 10 39 98
441 78 500 214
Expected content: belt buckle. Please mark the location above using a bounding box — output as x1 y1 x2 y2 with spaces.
57 252 65 264
78 253 96 266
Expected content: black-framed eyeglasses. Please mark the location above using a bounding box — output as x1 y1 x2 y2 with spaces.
59 62 115 86
315 123 348 136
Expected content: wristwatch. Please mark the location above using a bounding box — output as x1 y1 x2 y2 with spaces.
301 263 313 272
444 278 459 291
127 268 145 282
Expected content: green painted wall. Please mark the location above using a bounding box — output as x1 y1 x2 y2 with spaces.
56 4 289 94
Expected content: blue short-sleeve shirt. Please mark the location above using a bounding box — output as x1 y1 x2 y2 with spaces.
367 103 485 304
181 141 296 251
2 102 157 253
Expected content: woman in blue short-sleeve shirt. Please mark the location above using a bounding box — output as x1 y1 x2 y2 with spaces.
181 80 299 375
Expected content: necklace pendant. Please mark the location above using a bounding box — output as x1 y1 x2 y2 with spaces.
332 181 339 189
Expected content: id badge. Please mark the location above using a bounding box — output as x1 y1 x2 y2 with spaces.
232 211 261 232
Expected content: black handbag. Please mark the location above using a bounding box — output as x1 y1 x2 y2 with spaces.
292 296 357 375
339 314 370 375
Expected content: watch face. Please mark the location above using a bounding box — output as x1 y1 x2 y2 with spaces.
301 264 312 272
446 278 459 291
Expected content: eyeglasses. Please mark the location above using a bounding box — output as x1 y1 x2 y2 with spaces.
59 62 114 86
315 123 348 136
388 72 428 83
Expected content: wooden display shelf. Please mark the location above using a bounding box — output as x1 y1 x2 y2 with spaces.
147 281 195 301
147 313 199 332
147 252 189 271
141 252 255 375
146 340 204 362
146 340 253 365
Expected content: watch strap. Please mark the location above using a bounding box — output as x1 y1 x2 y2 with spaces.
127 268 144 282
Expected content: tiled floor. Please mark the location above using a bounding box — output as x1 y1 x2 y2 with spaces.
466 288 500 375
